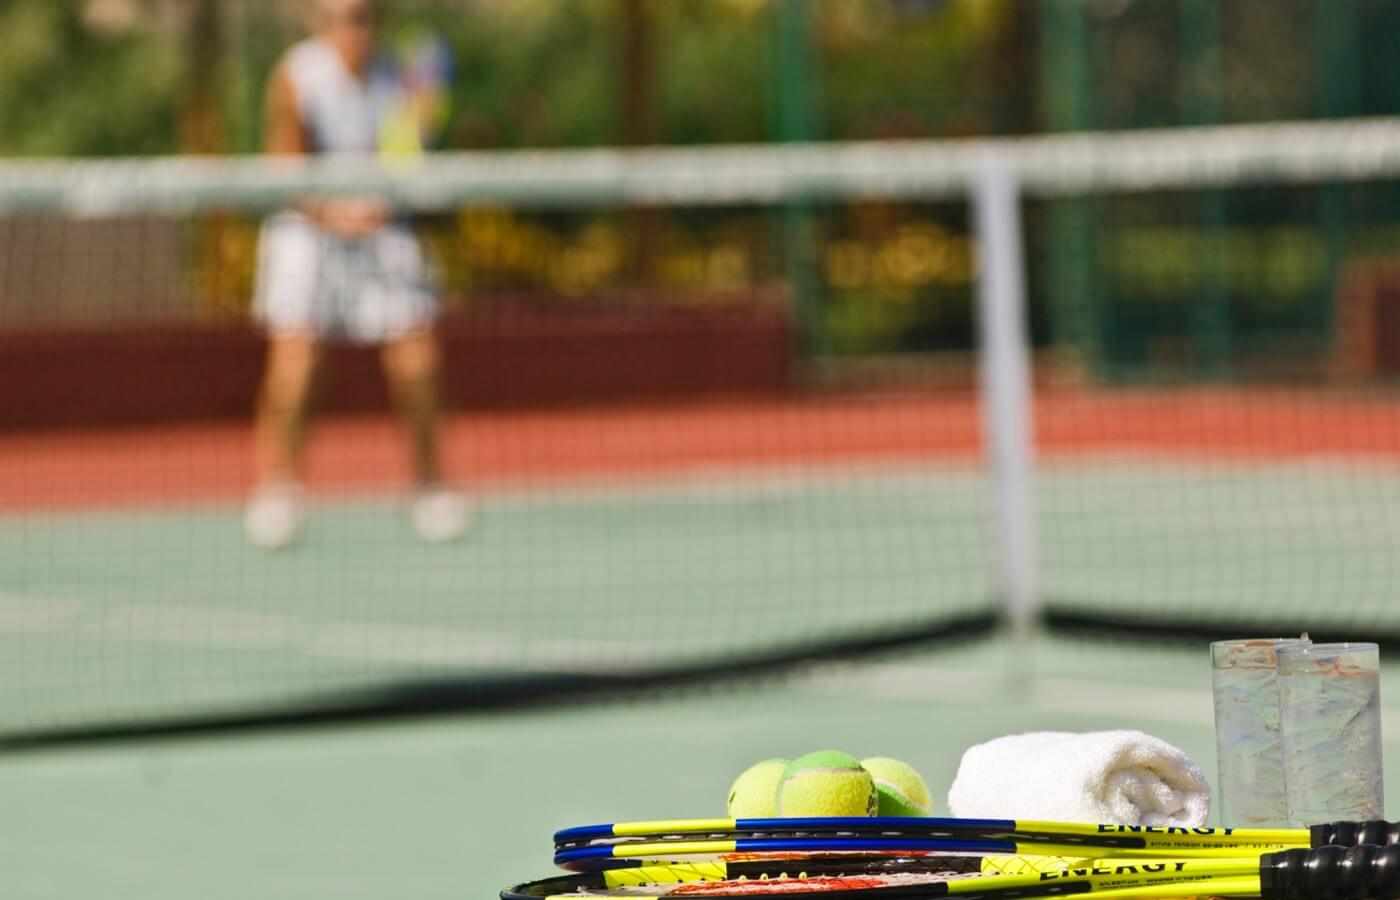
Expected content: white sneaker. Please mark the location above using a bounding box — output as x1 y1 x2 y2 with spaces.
410 486 472 543
243 482 306 550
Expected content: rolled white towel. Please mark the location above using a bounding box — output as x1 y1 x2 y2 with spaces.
946 730 1210 826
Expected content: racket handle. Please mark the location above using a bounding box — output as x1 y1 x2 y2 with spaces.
1261 845 1400 900
1312 821 1400 848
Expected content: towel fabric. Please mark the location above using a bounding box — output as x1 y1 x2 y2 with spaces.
946 730 1210 826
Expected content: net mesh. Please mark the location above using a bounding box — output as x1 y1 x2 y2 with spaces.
4 120 1400 743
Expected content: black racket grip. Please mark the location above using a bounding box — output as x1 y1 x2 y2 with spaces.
1313 822 1400 848
1261 845 1400 900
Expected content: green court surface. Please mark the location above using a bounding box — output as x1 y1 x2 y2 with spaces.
4 459 1399 734
8 638 1400 900
5 459 1400 898
3 464 993 734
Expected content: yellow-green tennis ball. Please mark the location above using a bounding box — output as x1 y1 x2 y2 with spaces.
776 750 877 817
861 757 932 817
727 758 788 817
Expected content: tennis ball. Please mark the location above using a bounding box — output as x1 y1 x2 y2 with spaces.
776 750 878 817
726 758 788 817
861 757 932 817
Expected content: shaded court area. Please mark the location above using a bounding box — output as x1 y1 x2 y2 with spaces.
10 637 1400 900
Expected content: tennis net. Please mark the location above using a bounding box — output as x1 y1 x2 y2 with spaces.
4 118 1400 746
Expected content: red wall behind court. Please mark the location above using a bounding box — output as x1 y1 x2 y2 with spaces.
0 302 793 431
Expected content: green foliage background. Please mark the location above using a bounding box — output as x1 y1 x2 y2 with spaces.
11 0 1400 363
0 0 1017 157
0 0 180 156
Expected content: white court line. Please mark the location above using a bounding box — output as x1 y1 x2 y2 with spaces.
1041 452 1400 472
0 457 984 521
376 458 982 510
0 591 640 674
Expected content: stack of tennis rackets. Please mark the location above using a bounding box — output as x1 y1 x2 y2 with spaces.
501 816 1400 899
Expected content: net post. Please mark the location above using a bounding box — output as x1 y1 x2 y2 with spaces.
972 152 1039 665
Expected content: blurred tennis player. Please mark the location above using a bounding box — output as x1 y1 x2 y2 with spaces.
245 0 468 549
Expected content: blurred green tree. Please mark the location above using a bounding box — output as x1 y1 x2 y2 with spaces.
821 0 1020 139
0 0 181 156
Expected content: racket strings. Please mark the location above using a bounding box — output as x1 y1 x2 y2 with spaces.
669 873 978 897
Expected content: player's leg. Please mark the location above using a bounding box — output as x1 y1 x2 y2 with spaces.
360 224 470 542
245 214 330 549
381 328 470 541
381 328 442 484
245 333 324 549
253 333 323 484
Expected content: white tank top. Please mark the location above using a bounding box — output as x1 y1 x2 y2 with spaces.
283 37 407 156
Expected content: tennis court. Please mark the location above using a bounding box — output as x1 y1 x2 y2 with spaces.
5 386 1398 738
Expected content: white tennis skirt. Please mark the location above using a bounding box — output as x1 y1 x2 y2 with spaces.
254 212 438 343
